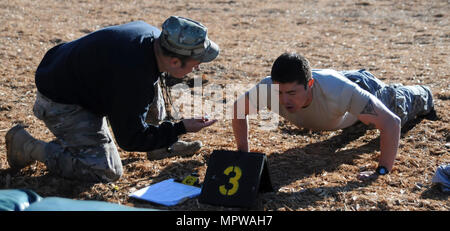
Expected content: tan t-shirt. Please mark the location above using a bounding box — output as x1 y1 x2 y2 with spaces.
246 69 372 131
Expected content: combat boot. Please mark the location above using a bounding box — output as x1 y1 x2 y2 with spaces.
147 140 202 160
5 124 47 170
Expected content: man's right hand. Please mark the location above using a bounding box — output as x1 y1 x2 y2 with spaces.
182 118 217 133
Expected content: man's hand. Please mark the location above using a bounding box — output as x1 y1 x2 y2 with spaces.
357 95 401 172
357 170 379 181
182 117 217 133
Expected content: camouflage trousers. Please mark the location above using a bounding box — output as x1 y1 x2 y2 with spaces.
33 81 166 182
341 69 434 127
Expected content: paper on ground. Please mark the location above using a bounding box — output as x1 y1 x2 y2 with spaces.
129 178 201 206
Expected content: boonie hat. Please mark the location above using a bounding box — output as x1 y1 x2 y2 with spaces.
160 16 219 63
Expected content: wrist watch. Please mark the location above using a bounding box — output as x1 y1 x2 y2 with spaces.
376 166 389 175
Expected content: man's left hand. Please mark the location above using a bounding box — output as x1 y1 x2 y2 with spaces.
182 117 217 133
357 170 379 181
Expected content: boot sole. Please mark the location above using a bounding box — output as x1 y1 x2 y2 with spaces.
147 142 202 160
5 124 29 169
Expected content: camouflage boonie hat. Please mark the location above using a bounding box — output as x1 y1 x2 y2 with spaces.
160 16 219 63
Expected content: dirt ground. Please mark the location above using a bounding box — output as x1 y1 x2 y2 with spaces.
0 0 448 211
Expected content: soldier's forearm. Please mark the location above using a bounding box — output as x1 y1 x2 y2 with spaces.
378 118 401 171
232 118 249 152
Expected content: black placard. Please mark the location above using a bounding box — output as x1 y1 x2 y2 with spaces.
199 150 273 208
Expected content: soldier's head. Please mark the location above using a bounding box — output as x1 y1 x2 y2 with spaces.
156 16 220 78
271 52 312 89
271 53 314 113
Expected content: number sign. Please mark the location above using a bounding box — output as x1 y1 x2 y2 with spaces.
199 150 273 208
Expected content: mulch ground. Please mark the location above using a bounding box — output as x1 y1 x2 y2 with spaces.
0 0 448 210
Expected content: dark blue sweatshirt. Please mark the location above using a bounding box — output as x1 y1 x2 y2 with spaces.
35 21 186 151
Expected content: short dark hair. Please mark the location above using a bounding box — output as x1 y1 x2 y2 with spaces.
271 52 312 89
157 39 192 68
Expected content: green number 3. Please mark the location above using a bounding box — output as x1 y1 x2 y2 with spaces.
219 166 242 196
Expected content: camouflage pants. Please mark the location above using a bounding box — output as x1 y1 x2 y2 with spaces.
341 69 434 127
33 81 166 182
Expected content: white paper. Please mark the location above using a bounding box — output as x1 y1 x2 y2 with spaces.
129 178 201 206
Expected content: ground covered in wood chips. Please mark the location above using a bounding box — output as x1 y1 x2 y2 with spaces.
0 0 448 211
